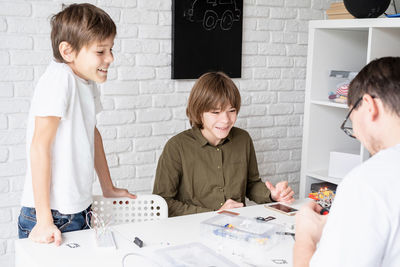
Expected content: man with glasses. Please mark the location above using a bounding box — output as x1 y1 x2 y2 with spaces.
294 57 400 267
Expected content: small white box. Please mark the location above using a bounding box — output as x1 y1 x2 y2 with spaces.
328 151 362 179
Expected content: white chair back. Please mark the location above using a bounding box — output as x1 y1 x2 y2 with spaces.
91 194 168 226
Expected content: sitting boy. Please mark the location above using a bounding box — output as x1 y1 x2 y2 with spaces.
153 71 294 217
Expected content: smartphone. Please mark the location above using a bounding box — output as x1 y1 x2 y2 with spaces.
265 203 298 216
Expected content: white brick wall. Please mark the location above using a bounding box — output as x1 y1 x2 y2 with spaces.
0 0 337 265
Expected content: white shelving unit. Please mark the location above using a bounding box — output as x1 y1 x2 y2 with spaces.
300 18 400 197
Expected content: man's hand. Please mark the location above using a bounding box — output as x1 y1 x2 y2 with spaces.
293 201 329 267
218 199 244 210
103 186 136 199
265 181 295 203
29 222 62 246
295 201 328 245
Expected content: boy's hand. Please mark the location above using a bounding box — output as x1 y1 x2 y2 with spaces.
103 186 136 199
265 181 295 203
218 199 244 210
29 222 62 246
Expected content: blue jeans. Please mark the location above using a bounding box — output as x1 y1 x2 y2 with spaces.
18 205 91 239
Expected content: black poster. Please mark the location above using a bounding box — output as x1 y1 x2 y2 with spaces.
172 0 243 79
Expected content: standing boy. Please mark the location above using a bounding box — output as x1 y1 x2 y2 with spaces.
153 71 294 217
18 3 135 245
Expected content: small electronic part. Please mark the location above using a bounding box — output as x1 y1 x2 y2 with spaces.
308 186 336 212
65 243 80 248
255 216 276 222
275 232 295 237
96 229 116 249
272 259 288 264
320 207 329 215
264 216 276 222
224 223 234 229
134 237 143 248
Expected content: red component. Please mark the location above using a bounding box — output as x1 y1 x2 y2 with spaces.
320 208 329 215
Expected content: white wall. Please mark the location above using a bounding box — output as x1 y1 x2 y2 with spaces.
0 0 335 265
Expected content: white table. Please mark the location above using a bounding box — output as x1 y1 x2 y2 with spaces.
15 200 308 267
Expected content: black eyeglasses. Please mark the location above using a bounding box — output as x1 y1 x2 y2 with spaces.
340 97 362 138
340 96 376 138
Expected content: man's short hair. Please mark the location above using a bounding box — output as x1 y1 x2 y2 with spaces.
50 3 116 63
348 57 400 116
186 71 241 129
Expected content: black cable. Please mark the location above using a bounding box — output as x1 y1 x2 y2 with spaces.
394 0 398 14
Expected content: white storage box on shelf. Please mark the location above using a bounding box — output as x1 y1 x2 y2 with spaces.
328 151 362 179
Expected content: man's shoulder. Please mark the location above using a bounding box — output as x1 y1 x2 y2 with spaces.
343 144 400 189
360 145 400 173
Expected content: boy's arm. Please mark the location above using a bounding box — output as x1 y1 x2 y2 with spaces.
246 137 273 203
94 127 136 199
29 116 62 245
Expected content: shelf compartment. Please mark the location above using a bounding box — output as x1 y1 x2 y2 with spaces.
309 28 368 101
310 100 348 109
306 169 343 185
303 170 342 195
369 28 400 60
304 104 361 172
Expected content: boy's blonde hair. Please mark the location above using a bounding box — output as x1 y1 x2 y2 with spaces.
186 72 241 129
50 3 116 63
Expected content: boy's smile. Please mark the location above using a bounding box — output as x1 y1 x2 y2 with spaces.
67 36 115 83
201 105 237 146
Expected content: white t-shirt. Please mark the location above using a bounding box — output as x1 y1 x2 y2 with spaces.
21 60 102 214
311 144 400 267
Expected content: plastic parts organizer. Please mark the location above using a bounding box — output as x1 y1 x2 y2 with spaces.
201 213 284 264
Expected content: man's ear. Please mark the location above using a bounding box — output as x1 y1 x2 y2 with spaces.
363 94 379 121
59 41 75 63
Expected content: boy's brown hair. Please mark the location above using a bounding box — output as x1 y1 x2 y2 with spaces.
186 72 241 129
348 57 400 116
50 3 116 63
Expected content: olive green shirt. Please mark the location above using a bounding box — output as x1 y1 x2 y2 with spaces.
153 127 273 217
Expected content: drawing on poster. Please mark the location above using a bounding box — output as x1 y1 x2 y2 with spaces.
184 0 241 31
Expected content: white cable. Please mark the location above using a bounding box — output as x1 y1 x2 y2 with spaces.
121 252 161 267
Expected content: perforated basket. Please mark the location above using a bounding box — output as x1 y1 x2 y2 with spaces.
91 194 168 226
